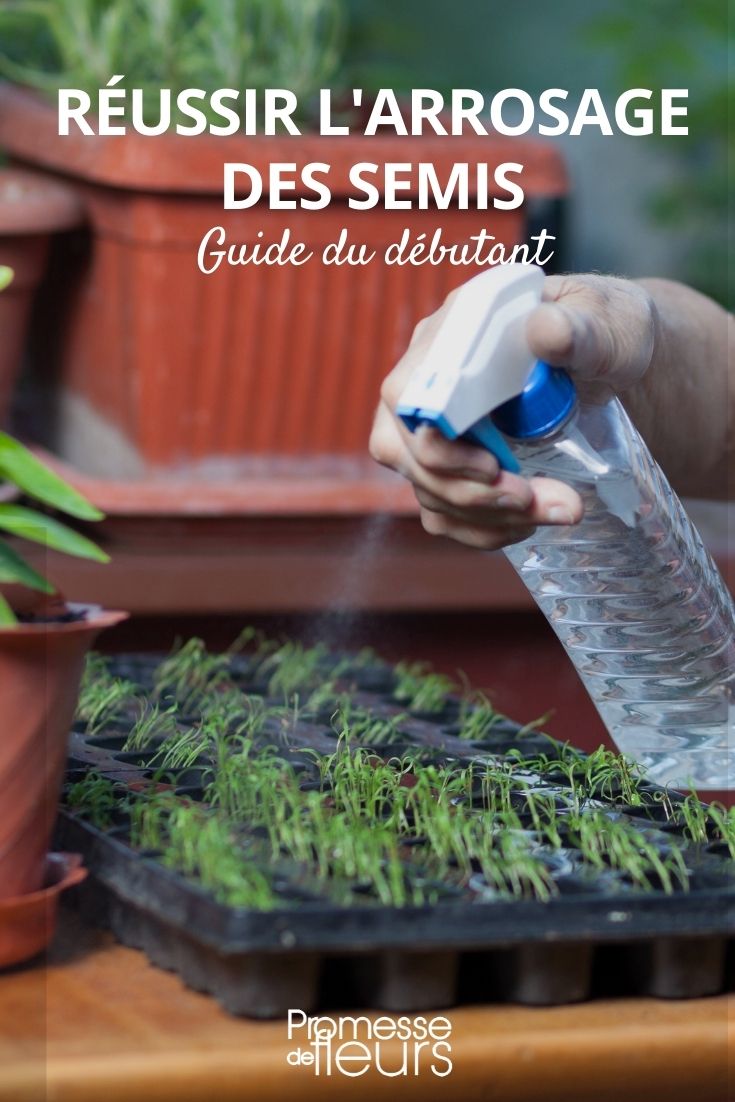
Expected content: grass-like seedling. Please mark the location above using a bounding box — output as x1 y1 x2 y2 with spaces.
122 703 179 751
256 640 330 701
518 742 648 810
66 770 124 830
573 812 689 894
77 656 139 734
302 679 343 716
164 804 278 909
153 637 234 714
393 661 457 713
456 693 503 741
581 746 647 805
151 725 212 772
704 803 735 857
678 793 710 843
330 704 409 746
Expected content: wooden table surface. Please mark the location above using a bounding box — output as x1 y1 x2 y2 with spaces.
1 910 732 1102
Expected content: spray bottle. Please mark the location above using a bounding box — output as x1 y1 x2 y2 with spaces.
397 263 734 789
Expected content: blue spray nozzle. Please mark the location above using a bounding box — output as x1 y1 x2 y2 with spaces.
397 405 521 473
492 361 577 440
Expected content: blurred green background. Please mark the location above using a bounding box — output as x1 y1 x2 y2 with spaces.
346 0 731 307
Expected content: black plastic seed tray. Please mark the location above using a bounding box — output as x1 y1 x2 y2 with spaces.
58 651 735 1019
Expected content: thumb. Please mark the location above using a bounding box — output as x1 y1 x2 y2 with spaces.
526 274 656 392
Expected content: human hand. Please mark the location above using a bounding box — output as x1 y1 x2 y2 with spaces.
369 273 657 550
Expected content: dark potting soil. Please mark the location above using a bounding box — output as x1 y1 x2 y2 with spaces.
57 648 735 1020
17 607 88 624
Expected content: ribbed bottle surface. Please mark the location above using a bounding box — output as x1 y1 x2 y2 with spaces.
504 396 734 789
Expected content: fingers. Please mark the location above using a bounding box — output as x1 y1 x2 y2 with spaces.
409 426 500 480
527 274 657 391
419 507 536 550
416 473 583 552
371 412 498 489
372 419 535 513
415 476 583 528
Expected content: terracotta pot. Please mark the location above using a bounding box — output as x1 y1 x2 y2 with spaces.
0 604 127 901
0 167 83 426
0 84 567 477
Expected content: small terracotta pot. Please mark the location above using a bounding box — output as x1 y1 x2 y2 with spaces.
0 167 83 426
0 604 127 901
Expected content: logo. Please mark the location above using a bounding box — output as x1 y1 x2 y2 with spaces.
286 1010 453 1078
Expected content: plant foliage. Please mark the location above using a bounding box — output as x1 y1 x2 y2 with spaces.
0 431 107 625
0 0 345 123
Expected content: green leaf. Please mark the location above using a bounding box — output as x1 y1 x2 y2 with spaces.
0 592 17 626
0 504 109 562
0 433 104 521
0 538 54 592
0 267 12 292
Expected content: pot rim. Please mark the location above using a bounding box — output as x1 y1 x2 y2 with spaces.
0 165 84 235
0 602 128 636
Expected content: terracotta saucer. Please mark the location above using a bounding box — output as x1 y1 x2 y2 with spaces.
0 853 87 969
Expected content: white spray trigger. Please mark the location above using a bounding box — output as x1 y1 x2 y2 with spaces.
396 263 545 444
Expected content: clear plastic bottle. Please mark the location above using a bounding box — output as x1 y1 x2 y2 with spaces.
498 383 735 790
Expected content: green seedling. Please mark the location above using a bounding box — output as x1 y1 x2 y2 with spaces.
393 661 457 713
153 637 233 713
573 812 689 894
514 712 553 738
66 770 122 829
524 789 565 849
344 646 381 670
302 679 339 715
131 793 278 908
151 725 212 772
706 804 735 858
224 625 260 656
539 743 645 805
205 742 296 823
332 705 409 747
476 763 525 818
490 831 556 902
123 702 179 751
456 693 503 741
77 658 139 734
651 787 678 821
257 640 330 701
678 792 709 844
129 791 178 853
164 803 277 909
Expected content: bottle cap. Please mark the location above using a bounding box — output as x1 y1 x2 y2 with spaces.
492 361 576 439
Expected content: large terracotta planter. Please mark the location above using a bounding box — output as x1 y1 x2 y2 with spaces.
0 167 82 426
0 84 567 477
0 605 127 902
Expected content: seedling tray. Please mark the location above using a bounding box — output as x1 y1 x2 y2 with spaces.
58 647 735 1018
